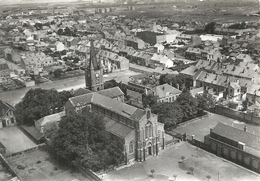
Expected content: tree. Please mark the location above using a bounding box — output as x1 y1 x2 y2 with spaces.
196 93 215 115
14 88 71 125
150 169 155 177
151 102 183 129
206 175 211 181
205 22 216 34
176 91 198 120
53 69 63 78
241 100 248 111
159 74 185 90
52 111 124 171
142 94 158 108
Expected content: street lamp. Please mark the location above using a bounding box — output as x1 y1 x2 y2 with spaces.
173 174 177 181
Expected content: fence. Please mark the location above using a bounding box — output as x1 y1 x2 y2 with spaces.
5 143 47 158
215 105 260 125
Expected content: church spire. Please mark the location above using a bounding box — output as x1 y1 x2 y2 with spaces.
89 39 99 70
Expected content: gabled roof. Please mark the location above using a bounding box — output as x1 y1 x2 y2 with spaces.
0 100 15 118
180 65 198 76
212 122 260 151
98 87 124 98
36 111 65 127
154 83 182 98
104 117 134 138
74 88 92 97
68 92 146 122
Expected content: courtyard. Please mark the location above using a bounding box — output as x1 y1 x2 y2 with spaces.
103 142 260 181
7 149 89 181
172 112 260 141
0 126 36 155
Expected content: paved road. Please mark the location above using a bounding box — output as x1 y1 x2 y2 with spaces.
0 70 140 106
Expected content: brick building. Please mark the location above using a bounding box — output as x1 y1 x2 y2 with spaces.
207 122 260 173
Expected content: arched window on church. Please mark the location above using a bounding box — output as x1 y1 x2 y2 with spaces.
129 140 135 154
145 122 152 138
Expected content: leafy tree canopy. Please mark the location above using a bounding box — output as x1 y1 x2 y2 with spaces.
159 74 185 90
14 88 73 125
52 111 124 171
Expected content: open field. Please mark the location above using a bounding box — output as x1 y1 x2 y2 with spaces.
106 1 259 23
7 149 89 181
104 142 260 181
0 126 36 155
172 113 260 141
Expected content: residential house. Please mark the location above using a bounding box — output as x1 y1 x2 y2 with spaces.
235 54 253 64
223 65 259 84
153 83 182 103
131 51 152 67
185 47 201 61
228 80 241 100
97 49 129 72
55 41 65 52
207 49 223 62
0 100 16 129
150 53 173 68
246 84 260 105
153 43 164 53
0 59 11 83
21 52 56 74
124 35 146 50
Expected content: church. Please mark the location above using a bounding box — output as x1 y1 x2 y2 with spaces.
65 40 165 164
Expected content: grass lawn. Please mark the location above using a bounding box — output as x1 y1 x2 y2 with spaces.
7 149 89 181
172 113 260 141
103 142 260 181
0 126 36 154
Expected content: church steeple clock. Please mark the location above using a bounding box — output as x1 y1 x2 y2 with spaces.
85 39 104 91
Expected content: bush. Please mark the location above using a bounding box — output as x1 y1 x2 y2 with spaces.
228 101 238 109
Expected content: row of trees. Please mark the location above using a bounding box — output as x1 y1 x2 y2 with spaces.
52 110 125 171
14 88 73 125
143 90 215 129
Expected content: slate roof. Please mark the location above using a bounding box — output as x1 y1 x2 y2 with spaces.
69 92 146 121
212 122 260 151
180 65 198 76
104 117 134 138
36 111 65 127
73 88 92 97
154 83 182 98
98 87 124 98
0 100 15 118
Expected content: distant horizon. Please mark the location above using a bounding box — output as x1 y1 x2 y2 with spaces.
0 0 258 5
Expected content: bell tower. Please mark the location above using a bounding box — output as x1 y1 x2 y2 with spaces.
85 39 104 91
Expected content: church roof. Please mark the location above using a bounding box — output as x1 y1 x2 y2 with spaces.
68 91 146 122
104 117 134 138
98 86 124 98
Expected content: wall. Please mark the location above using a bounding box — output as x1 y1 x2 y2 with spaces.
209 137 260 173
0 154 22 181
215 105 260 125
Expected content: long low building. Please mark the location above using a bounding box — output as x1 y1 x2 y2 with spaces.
207 122 260 173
